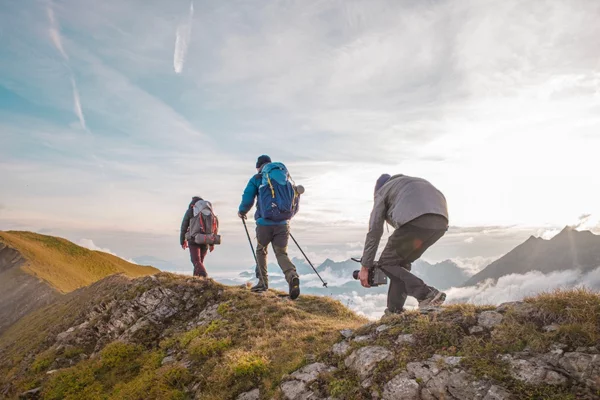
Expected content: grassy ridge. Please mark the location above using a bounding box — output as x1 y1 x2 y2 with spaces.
0 231 158 293
0 274 368 399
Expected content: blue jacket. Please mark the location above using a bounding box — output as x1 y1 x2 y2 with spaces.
239 175 288 226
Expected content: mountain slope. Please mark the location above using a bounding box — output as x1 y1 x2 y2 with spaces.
1 273 598 400
0 231 159 334
412 259 471 290
464 227 600 287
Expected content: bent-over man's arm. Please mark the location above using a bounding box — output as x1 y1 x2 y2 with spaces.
361 194 387 268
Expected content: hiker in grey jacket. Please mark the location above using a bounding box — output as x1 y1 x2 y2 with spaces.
359 174 449 313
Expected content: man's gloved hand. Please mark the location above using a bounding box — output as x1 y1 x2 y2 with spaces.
182 241 188 250
238 211 247 220
209 244 215 253
358 266 371 288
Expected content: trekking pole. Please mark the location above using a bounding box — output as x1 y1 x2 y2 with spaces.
289 233 328 288
241 217 266 285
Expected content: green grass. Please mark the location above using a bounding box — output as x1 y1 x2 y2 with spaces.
0 231 158 293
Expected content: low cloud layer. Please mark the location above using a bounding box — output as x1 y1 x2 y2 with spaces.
77 239 138 264
334 266 600 320
446 267 600 305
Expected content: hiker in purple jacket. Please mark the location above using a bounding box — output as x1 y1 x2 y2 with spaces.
359 174 449 314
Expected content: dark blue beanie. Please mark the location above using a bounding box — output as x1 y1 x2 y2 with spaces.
374 174 391 195
256 155 272 169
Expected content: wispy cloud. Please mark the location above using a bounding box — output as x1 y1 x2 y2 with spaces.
70 77 86 129
47 3 87 130
47 5 68 60
174 2 194 74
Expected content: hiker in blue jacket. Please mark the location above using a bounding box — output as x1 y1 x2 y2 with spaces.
238 155 301 299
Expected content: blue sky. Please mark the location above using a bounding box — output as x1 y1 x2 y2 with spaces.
1 0 600 274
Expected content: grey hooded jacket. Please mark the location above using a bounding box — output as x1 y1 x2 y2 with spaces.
361 174 448 268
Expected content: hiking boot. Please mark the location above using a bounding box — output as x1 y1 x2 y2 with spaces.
251 282 268 292
289 277 300 300
418 288 446 309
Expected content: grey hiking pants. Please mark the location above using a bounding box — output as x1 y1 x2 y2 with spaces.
378 214 448 312
255 224 298 286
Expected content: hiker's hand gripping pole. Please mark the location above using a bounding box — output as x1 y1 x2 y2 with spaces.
290 233 328 288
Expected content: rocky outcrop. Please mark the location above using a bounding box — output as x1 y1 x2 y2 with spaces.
279 300 600 399
281 363 336 400
54 275 223 353
345 346 393 381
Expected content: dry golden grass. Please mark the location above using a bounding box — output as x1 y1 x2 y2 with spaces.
0 231 158 293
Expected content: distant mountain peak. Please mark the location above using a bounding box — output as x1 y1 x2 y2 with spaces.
320 258 336 268
464 225 600 287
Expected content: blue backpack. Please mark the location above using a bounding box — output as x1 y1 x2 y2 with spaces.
258 162 300 222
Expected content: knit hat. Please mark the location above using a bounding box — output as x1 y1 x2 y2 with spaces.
256 155 272 169
374 174 391 195
189 196 203 208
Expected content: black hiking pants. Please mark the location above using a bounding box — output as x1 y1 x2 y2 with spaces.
378 214 448 312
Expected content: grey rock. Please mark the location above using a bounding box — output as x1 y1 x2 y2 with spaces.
340 329 353 338
361 377 374 389
431 355 463 367
421 370 450 399
469 326 486 335
506 357 567 386
291 363 335 383
544 370 568 386
395 334 415 345
576 347 599 354
332 341 351 356
161 355 175 365
281 380 315 400
353 335 373 343
483 385 512 400
382 374 420 400
46 370 58 375
478 311 503 329
496 302 536 318
195 303 222 326
558 352 600 390
407 360 442 383
543 324 560 333
237 388 260 400
19 387 42 399
375 324 390 333
446 371 490 399
345 346 393 381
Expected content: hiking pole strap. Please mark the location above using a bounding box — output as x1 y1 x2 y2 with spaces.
242 219 265 284
289 233 328 288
